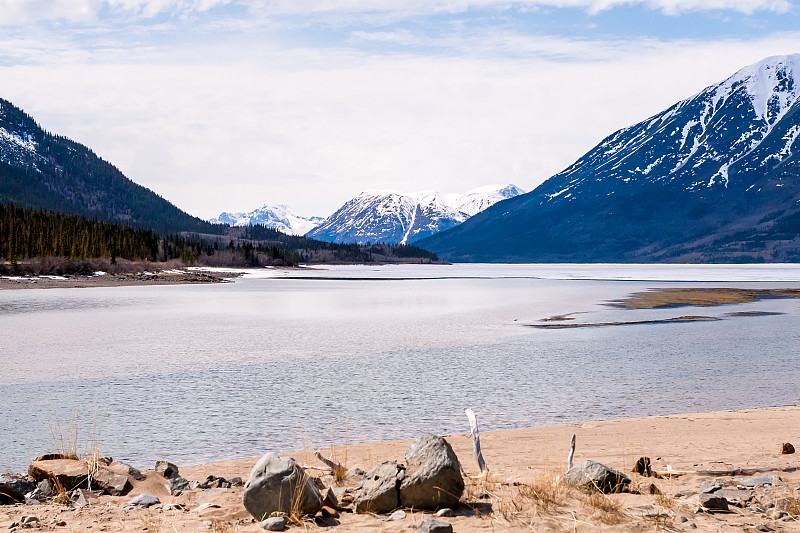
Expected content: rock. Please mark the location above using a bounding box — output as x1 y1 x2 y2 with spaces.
332 487 357 507
20 516 38 524
716 488 753 507
259 516 286 531
311 477 326 490
435 508 454 517
676 515 689 523
382 509 406 521
346 467 366 483
109 462 145 481
322 487 339 508
0 473 35 503
699 478 726 493
632 457 653 477
154 461 179 479
411 518 453 533
228 477 243 486
756 524 775 532
735 474 782 489
69 488 95 508
37 480 52 498
130 494 160 508
400 435 464 509
320 505 339 518
781 442 795 454
698 492 728 511
28 459 88 491
167 476 191 495
564 460 631 493
24 488 46 503
92 468 132 496
354 462 404 514
242 453 322 519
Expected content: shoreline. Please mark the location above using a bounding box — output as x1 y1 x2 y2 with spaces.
0 269 242 290
2 406 798 531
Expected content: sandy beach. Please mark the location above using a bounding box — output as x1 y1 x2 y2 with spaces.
2 406 798 532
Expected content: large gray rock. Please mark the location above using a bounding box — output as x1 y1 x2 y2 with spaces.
734 474 782 489
564 460 630 493
400 435 464 509
242 453 322 520
413 518 454 533
92 468 132 496
0 473 35 504
354 462 405 514
698 491 728 511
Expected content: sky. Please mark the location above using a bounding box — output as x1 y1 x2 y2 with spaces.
0 1 799 220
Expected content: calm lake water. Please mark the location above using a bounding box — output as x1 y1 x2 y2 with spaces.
2 263 800 472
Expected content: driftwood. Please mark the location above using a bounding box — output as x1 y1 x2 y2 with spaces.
465 408 487 473
567 434 576 472
314 451 346 478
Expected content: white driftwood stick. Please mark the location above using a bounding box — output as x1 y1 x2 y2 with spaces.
314 451 346 477
567 433 576 472
300 465 333 472
464 408 487 473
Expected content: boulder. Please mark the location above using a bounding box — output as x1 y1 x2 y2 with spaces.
354 462 405 514
698 491 728 511
92 468 132 496
242 453 322 520
167 476 191 494
0 473 36 504
781 442 794 455
400 435 464 509
699 478 726 494
564 460 630 493
154 461 179 479
28 459 88 491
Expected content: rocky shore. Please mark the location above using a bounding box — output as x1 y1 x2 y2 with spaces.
0 269 240 290
1 406 798 532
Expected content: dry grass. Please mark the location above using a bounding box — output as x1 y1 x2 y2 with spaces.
583 490 624 524
517 472 569 512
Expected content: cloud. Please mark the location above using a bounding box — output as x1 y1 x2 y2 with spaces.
0 0 792 25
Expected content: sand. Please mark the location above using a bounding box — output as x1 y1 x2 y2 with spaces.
2 406 798 532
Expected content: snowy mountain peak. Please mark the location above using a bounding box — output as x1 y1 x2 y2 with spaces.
718 54 800 124
306 184 524 244
210 204 324 236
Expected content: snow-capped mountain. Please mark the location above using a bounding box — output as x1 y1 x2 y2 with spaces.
421 54 800 262
306 184 524 244
210 205 324 236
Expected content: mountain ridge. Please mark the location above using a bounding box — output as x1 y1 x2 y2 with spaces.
419 54 800 263
307 184 524 244
210 204 324 236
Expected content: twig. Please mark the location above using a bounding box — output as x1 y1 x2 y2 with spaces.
314 451 346 478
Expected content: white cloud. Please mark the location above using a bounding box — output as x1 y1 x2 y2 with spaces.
1 31 797 219
0 0 792 25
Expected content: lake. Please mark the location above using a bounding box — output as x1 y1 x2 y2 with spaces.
2 263 800 472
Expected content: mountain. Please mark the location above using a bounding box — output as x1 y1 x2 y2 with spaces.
306 184 525 244
0 98 219 235
419 54 800 263
210 204 324 236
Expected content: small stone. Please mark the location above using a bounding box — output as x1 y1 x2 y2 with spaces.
435 508 454 517
322 488 339 508
676 515 689 523
412 518 453 533
227 477 243 486
259 516 285 531
699 478 726 494
781 442 795 454
129 494 160 508
154 461 179 479
110 462 145 481
20 517 38 524
55 521 67 527
756 524 775 532
384 510 406 521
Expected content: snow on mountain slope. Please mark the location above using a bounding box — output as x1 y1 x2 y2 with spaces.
306 184 524 244
420 54 800 263
210 204 324 235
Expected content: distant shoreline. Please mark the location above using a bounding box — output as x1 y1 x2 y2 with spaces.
0 269 242 290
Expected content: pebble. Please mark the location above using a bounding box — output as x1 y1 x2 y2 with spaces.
260 516 286 531
675 515 689 523
766 508 787 520
384 510 406 521
435 508 455 517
